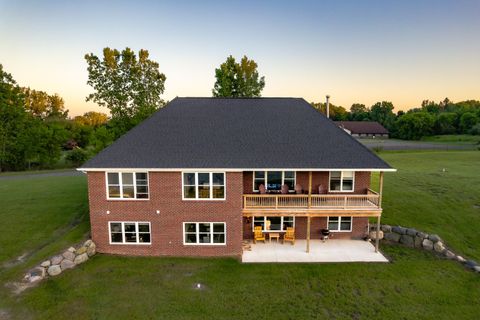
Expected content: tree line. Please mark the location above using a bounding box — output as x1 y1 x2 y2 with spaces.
1 48 479 171
311 98 480 140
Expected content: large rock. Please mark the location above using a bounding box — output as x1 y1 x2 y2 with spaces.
369 230 384 240
74 253 88 265
392 226 407 235
416 232 428 239
414 236 423 248
428 234 442 243
29 266 46 279
60 259 75 270
40 260 51 268
62 250 75 261
67 247 76 253
444 250 455 259
381 225 392 233
47 265 62 276
86 242 96 257
400 235 414 247
474 266 480 273
422 239 434 250
51 255 63 265
84 239 93 247
434 241 445 253
76 246 87 255
456 255 466 263
406 228 417 236
385 232 401 242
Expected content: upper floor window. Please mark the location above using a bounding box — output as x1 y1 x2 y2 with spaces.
253 171 295 192
107 172 149 199
182 172 225 200
329 171 354 192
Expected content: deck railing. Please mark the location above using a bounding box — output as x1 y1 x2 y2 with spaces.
243 193 380 210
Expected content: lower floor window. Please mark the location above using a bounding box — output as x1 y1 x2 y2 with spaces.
253 216 294 232
184 222 226 245
109 222 151 244
328 216 352 231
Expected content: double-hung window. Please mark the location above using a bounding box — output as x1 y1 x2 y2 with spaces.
183 172 225 200
109 222 151 244
183 222 226 245
253 216 295 232
327 216 352 232
329 171 354 192
253 171 296 192
107 172 149 199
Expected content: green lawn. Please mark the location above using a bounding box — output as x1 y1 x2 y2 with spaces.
1 152 480 319
421 134 480 144
379 151 480 261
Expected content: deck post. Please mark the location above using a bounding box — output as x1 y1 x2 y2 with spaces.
378 171 384 208
306 215 311 253
308 171 312 208
375 215 381 253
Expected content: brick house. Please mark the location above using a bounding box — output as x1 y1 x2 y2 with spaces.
79 98 395 258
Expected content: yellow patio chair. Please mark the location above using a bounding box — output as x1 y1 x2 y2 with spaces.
283 227 295 245
253 226 266 244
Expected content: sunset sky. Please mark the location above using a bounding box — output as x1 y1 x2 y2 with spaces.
1 0 479 116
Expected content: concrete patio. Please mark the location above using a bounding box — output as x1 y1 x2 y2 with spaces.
242 239 389 263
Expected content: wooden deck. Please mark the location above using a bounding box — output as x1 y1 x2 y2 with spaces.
242 189 381 217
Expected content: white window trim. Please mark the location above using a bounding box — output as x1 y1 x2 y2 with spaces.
327 216 353 232
252 171 296 192
105 171 150 200
252 216 295 232
328 171 355 193
108 221 152 245
182 222 226 246
181 172 226 201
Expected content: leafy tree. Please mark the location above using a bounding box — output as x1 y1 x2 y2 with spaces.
459 112 479 133
311 102 349 120
89 126 114 154
349 103 370 121
370 101 396 129
85 47 166 137
470 123 480 135
434 112 457 135
395 112 435 140
0 64 29 171
23 88 69 119
212 55 265 97
74 111 108 127
66 147 89 166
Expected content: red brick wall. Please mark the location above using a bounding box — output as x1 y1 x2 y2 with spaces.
87 171 243 257
242 171 371 194
243 217 369 240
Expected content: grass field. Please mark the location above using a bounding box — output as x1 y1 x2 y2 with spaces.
422 134 480 144
0 151 479 319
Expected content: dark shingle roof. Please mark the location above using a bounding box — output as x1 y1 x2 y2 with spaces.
81 98 393 170
335 121 389 135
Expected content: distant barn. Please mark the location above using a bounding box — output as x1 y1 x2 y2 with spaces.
335 121 389 138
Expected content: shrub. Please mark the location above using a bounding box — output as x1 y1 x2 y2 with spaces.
65 148 90 166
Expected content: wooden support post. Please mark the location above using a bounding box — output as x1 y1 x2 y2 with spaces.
378 171 384 208
306 215 311 253
308 171 312 208
375 215 381 253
